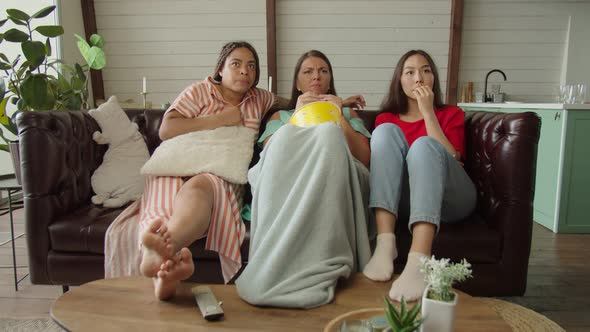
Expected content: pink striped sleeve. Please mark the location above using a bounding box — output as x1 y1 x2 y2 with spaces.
167 83 205 118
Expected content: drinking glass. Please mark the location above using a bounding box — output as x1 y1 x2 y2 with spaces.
490 84 501 94
576 84 588 104
566 84 576 104
559 84 568 103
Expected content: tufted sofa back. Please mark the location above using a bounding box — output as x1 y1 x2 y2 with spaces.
17 107 540 225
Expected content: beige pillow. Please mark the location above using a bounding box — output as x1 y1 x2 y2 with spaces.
141 126 257 184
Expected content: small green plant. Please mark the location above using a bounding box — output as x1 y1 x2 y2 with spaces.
0 5 106 151
420 256 473 302
384 296 424 332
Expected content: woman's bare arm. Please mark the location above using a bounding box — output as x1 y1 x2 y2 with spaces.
159 105 242 140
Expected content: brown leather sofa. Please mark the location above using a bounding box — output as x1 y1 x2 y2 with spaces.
17 108 540 296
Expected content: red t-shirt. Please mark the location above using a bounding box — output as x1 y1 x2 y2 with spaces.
375 105 465 158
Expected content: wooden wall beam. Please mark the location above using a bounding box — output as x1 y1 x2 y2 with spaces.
80 0 105 106
266 0 277 93
446 0 464 105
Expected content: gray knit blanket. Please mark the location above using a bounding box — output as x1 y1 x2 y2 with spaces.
235 123 371 308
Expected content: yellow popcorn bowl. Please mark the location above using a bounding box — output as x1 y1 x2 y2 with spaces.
289 101 342 127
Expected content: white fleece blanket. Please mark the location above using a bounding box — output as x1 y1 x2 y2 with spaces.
235 123 371 309
141 126 257 184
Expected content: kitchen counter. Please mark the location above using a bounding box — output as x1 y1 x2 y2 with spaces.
460 103 590 234
458 103 590 110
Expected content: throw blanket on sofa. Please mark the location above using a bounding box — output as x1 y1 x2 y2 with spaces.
235 123 371 309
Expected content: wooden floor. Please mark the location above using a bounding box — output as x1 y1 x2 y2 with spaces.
1 206 589 331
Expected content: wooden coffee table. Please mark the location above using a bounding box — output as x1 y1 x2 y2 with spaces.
51 273 511 331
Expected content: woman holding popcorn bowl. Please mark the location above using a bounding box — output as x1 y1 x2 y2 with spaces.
235 50 373 309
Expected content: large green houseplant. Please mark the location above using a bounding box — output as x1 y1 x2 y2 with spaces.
0 5 106 152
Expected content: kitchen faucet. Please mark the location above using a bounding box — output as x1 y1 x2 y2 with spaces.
484 69 507 102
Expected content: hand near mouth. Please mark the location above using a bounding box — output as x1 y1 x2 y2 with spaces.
412 85 435 116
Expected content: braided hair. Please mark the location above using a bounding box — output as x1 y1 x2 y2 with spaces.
212 41 261 87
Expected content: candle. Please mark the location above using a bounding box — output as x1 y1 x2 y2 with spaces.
142 77 147 93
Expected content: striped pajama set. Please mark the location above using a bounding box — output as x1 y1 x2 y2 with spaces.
104 77 274 283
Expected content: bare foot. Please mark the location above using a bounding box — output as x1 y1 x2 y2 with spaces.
154 248 195 300
140 219 173 277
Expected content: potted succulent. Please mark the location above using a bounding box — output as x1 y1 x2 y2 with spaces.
419 256 472 332
383 296 424 332
0 5 106 182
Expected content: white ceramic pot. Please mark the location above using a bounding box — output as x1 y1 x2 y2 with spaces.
420 286 458 332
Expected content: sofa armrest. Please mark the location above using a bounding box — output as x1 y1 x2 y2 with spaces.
464 111 541 230
464 111 541 293
16 111 105 284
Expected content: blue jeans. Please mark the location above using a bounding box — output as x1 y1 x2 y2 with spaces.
369 124 476 233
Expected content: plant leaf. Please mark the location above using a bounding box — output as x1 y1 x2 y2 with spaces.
384 297 402 330
0 61 10 70
0 144 8 152
0 53 9 63
7 9 30 22
0 19 7 27
407 300 422 323
89 34 105 48
4 29 29 42
45 37 52 56
31 5 56 19
0 80 5 99
74 33 87 43
400 297 407 324
85 46 106 70
75 63 86 82
62 93 82 110
0 97 10 126
35 25 64 38
21 40 46 69
76 37 90 61
8 17 28 27
16 60 29 79
16 97 27 111
20 74 55 110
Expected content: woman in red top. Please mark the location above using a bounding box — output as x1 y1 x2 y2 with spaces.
362 50 476 301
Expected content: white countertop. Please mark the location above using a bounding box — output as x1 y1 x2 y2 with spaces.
458 103 590 110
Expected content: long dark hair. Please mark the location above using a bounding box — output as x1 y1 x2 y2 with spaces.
380 50 444 114
212 41 261 87
287 50 337 110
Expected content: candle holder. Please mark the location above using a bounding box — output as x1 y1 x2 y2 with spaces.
140 92 148 109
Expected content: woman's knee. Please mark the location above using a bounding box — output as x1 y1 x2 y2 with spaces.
182 174 214 198
407 137 446 161
314 123 347 151
370 123 405 150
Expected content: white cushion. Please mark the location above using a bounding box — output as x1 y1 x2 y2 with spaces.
141 126 257 184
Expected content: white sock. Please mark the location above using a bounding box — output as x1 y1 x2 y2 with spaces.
389 251 428 301
363 233 397 281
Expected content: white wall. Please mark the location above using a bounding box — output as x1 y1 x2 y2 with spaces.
459 0 588 103
563 3 590 93
94 0 269 108
0 0 57 175
276 0 452 110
